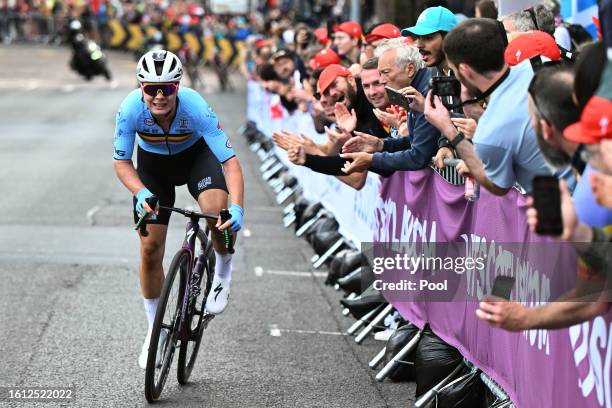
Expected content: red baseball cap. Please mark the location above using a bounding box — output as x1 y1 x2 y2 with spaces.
314 27 329 45
333 21 362 40
309 48 341 70
564 96 612 144
254 39 268 49
365 23 401 43
317 64 351 94
504 31 561 66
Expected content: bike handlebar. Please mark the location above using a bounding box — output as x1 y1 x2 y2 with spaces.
134 195 235 253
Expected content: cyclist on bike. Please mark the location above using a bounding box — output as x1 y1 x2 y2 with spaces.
113 50 245 369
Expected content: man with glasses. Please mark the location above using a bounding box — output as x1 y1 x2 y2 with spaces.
424 18 551 195
113 50 245 369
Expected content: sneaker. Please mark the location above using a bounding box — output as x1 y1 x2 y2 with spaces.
138 329 168 370
205 275 231 315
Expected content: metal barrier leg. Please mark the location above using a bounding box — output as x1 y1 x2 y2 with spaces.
295 211 324 237
283 213 296 228
312 238 344 269
276 187 296 204
369 347 387 369
282 202 295 214
375 328 422 381
262 163 284 181
346 306 380 335
355 304 393 344
259 156 278 172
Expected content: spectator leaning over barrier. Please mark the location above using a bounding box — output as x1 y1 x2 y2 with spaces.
424 18 552 195
527 65 582 189
258 63 299 113
271 48 308 87
476 62 612 332
339 38 441 174
332 21 363 68
400 6 474 170
278 58 393 190
273 61 390 173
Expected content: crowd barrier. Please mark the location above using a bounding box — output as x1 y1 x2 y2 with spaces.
107 19 245 66
246 80 612 408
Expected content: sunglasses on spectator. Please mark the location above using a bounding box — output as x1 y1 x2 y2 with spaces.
141 82 179 97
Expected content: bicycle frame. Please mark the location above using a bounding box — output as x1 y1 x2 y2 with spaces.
177 217 213 341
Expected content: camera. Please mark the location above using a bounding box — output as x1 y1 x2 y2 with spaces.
430 76 461 98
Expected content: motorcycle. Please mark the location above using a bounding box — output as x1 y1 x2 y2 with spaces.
67 20 112 81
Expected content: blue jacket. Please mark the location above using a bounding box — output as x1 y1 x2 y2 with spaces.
371 68 440 172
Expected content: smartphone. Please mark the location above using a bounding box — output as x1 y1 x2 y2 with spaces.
532 175 563 236
385 86 412 110
491 276 515 300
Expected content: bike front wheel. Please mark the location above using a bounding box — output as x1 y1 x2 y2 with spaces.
144 249 189 402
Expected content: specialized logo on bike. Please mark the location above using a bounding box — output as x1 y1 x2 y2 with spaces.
213 283 223 301
197 177 212 190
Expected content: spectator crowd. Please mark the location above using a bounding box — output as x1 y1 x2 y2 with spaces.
243 0 612 333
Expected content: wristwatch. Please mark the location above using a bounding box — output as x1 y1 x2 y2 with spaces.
450 132 471 149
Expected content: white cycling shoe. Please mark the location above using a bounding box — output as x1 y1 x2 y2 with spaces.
138 329 168 370
205 275 231 315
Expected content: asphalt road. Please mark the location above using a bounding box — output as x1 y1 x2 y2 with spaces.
0 44 414 407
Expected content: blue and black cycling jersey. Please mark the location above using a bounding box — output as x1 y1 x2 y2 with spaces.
113 86 235 162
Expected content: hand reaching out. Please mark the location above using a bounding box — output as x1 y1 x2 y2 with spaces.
334 102 357 133
342 131 383 153
288 145 306 165
339 152 373 174
325 125 351 148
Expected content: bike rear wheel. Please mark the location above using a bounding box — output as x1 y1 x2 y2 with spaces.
177 229 215 384
144 249 189 403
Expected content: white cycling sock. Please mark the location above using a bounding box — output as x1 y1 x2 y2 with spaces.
143 297 160 332
214 250 232 280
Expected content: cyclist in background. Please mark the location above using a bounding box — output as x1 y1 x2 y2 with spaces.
113 50 245 369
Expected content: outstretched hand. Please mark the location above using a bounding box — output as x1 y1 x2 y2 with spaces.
334 102 357 133
339 152 373 174
342 131 382 153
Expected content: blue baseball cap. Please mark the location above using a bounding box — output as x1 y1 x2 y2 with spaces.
401 6 458 37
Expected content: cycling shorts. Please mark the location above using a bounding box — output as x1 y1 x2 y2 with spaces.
133 138 228 225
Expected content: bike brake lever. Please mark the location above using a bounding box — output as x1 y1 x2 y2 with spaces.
134 195 159 237
219 209 235 254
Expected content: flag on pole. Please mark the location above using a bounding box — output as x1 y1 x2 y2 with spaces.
561 0 599 39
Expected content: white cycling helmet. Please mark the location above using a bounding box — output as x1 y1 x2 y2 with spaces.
136 50 183 83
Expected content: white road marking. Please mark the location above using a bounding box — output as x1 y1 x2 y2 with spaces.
269 324 281 337
26 80 39 90
253 267 326 278
266 269 327 278
62 85 75 93
268 325 347 337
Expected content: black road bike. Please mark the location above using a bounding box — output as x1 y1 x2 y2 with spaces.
135 197 234 402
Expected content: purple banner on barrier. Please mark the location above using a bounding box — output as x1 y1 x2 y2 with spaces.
375 169 612 408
